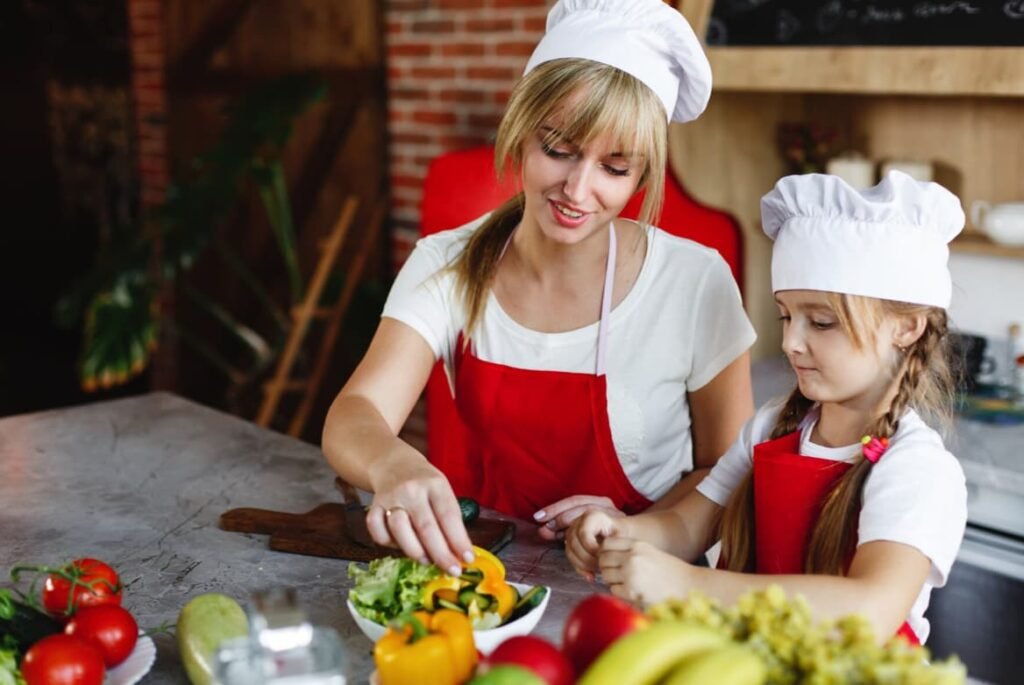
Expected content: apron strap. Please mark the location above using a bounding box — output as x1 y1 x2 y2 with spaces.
595 223 615 376
499 223 617 377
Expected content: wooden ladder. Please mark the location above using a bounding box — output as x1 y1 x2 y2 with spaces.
255 196 385 437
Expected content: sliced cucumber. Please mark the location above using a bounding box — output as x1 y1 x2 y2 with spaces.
457 497 481 524
458 589 492 611
508 585 547 622
460 568 484 583
437 598 466 613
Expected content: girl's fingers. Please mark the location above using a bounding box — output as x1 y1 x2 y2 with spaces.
565 533 598 573
607 583 631 602
598 549 626 573
599 535 634 552
599 565 624 585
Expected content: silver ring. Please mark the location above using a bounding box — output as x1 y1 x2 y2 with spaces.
385 506 405 518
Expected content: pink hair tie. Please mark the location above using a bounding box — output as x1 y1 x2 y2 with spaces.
860 435 890 464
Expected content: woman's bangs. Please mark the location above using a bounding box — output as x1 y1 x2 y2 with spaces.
562 79 650 163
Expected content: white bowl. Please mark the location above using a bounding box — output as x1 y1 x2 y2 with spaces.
347 581 550 655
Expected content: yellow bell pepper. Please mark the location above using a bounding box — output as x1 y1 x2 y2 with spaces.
463 546 517 621
374 610 477 685
421 575 465 610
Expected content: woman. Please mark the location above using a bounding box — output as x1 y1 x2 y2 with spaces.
322 0 755 577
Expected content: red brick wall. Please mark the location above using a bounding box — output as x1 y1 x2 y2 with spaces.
385 0 554 270
126 0 170 210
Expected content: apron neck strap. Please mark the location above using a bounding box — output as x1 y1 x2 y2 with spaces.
595 224 616 376
499 223 617 376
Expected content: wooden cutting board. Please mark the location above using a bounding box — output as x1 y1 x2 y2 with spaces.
219 493 515 562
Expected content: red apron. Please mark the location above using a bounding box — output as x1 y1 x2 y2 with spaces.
439 225 653 520
752 431 919 644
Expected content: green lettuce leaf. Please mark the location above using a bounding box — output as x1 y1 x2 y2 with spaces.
347 557 441 625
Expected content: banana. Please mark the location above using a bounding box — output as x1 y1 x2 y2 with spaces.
577 621 727 685
661 644 766 685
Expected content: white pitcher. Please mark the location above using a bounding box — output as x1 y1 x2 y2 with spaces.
971 201 1024 247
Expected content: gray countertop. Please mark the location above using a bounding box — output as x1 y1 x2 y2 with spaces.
2 360 1019 684
0 392 594 684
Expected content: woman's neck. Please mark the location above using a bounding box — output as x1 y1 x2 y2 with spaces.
509 218 613 288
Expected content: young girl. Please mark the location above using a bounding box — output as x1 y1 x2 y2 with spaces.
567 170 968 645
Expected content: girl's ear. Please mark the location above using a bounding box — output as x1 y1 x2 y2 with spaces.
893 313 928 350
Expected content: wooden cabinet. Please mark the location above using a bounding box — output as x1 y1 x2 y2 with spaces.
673 1 1024 359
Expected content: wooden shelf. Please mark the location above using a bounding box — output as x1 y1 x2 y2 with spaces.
951 231 1024 259
706 47 1024 97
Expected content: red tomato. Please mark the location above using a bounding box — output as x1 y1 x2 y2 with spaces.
487 636 574 685
21 634 105 685
65 604 139 667
42 558 122 617
561 594 648 675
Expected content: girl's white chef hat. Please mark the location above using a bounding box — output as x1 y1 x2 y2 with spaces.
761 171 965 308
523 0 712 123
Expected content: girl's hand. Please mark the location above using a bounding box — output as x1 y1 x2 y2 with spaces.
365 454 474 577
533 495 624 541
565 509 623 580
597 536 693 607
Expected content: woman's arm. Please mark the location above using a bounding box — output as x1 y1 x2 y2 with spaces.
647 351 754 511
322 317 473 575
599 539 931 640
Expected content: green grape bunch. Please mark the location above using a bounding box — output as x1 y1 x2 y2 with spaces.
647 585 966 685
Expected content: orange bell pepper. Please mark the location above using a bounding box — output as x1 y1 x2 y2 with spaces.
464 546 517 621
374 610 477 685
421 575 464 610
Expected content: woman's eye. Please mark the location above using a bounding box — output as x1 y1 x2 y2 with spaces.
603 164 631 177
812 320 835 330
541 142 573 159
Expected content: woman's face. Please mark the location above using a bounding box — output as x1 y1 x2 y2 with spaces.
518 119 643 246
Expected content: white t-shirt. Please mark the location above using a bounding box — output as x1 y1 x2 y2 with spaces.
698 398 968 643
382 217 756 500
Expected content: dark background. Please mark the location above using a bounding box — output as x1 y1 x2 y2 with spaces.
0 1 143 416
707 0 1024 46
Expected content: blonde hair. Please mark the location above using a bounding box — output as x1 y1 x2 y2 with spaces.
718 293 954 574
449 58 669 338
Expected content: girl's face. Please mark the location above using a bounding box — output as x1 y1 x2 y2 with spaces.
776 290 902 411
518 121 643 246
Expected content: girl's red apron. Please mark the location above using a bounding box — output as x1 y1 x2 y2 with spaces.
434 225 652 520
753 430 919 644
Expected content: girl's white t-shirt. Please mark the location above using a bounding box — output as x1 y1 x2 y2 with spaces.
698 398 968 644
382 218 756 500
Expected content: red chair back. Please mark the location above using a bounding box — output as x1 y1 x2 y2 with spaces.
418 146 743 469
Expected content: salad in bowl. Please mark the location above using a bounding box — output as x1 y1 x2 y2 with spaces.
346 546 549 654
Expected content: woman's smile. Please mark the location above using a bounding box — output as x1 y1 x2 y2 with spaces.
549 199 591 228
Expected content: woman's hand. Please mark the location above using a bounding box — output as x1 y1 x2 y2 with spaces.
597 536 693 607
533 495 624 541
565 508 624 580
365 451 474 577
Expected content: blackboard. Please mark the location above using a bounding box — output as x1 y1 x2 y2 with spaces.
707 1 1024 46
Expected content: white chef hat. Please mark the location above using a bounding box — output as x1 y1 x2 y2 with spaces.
761 171 964 308
523 0 712 123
